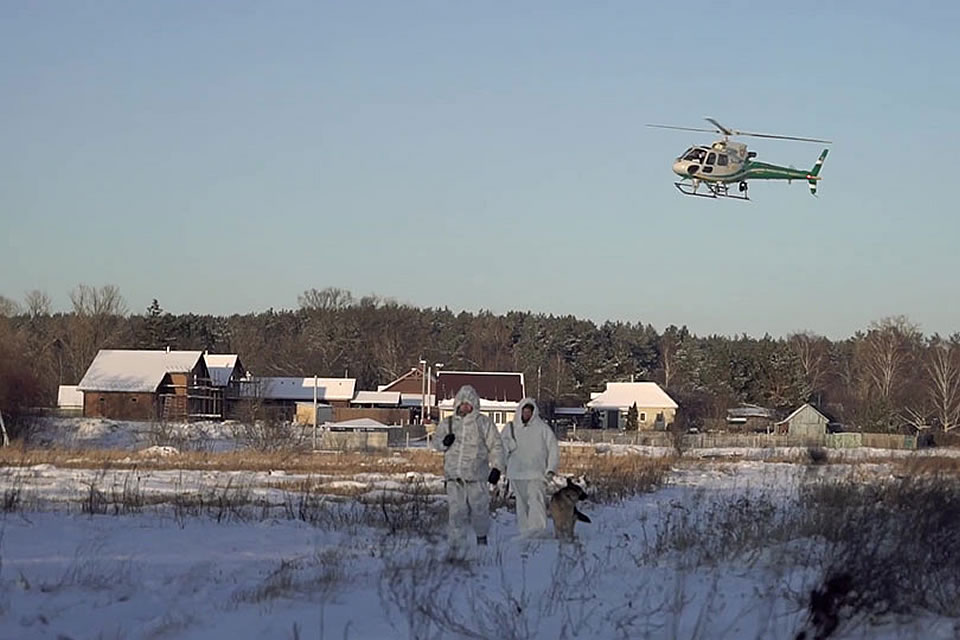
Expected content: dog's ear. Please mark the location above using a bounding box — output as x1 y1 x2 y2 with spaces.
566 477 574 487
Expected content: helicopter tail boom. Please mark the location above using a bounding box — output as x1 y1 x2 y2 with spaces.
807 148 829 195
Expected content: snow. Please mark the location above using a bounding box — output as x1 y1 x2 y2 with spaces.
31 417 250 452
325 418 397 430
5 418 960 638
56 385 82 409
1 459 958 639
244 377 357 401
203 354 239 387
586 381 679 410
352 391 402 405
77 350 204 393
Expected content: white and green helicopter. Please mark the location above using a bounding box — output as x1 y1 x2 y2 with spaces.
646 118 831 200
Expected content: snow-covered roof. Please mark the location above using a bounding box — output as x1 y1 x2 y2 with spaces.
352 391 402 406
323 418 399 430
57 385 83 408
775 403 828 426
399 393 435 407
586 382 678 411
204 354 239 387
244 377 356 401
78 350 204 393
727 404 775 420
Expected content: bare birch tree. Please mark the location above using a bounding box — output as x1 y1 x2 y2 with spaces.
24 290 52 317
924 335 960 431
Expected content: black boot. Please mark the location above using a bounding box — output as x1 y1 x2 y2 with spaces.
476 535 487 546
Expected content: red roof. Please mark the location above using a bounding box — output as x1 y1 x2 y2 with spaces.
436 371 525 403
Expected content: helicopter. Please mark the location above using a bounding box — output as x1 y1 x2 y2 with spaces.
646 117 831 201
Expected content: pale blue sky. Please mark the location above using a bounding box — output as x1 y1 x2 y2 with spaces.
2 1 958 338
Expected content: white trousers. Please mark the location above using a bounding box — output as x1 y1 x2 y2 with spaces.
445 479 490 550
512 479 547 535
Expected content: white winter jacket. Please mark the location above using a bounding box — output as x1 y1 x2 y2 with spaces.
433 385 504 482
502 398 559 481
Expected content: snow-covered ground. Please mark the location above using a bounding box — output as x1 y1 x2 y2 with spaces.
29 417 251 452
3 418 959 639
1 460 958 639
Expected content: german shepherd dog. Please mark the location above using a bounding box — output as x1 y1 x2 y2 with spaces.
549 477 591 541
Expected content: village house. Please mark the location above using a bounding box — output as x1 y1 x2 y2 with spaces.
586 382 678 430
56 385 83 414
239 376 355 422
435 370 526 427
204 354 248 418
376 367 437 420
299 390 413 426
77 349 217 421
726 404 777 433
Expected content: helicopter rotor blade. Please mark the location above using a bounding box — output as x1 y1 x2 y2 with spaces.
733 131 833 144
704 117 733 136
646 124 721 134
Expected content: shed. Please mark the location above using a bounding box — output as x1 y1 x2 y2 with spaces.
776 403 829 439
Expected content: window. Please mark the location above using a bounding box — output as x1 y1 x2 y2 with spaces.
717 154 728 166
131 397 138 403
706 152 716 165
639 412 647 422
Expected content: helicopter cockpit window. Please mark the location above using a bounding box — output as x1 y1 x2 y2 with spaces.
717 154 728 166
683 148 706 163
706 152 716 165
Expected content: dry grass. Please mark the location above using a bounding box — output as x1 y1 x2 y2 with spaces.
0 445 444 475
560 449 671 502
0 442 671 483
888 455 960 477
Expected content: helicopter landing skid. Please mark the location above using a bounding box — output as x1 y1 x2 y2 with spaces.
674 180 750 201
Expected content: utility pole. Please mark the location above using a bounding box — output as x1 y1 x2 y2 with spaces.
312 374 318 450
419 358 427 425
435 363 444 421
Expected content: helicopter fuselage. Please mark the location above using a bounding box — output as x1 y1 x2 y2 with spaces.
672 140 816 184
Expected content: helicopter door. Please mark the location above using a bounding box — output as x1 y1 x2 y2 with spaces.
702 152 716 174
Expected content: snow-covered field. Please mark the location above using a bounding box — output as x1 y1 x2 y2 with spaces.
2 419 959 639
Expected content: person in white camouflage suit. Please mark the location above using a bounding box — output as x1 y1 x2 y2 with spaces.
433 385 504 552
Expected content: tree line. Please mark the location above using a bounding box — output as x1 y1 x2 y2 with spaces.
1 286 958 434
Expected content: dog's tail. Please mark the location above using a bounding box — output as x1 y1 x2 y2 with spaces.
574 508 591 524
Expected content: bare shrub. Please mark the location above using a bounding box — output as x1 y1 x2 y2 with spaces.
377 478 446 538
109 472 145 515
644 489 785 567
148 419 188 450
378 545 613 640
2 471 24 513
806 446 828 465
234 549 346 604
40 541 134 593
82 471 110 515
168 477 256 526
798 473 960 622
233 417 307 452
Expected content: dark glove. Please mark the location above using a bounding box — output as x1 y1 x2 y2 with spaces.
442 433 455 447
487 468 501 485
